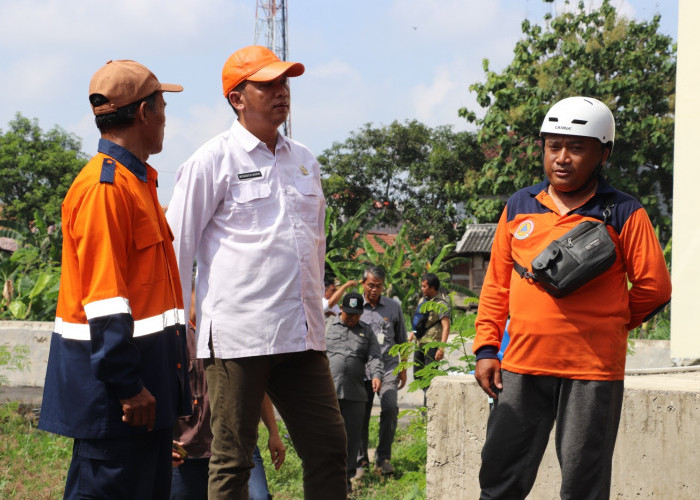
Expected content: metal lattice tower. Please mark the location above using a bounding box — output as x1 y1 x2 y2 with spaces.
254 0 291 136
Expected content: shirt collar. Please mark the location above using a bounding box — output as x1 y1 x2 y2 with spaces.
528 175 614 198
97 138 148 182
363 295 386 310
231 120 289 154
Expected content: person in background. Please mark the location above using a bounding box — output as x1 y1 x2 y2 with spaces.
356 266 407 476
38 60 190 499
166 45 347 499
409 273 451 406
325 292 383 492
323 276 359 316
171 278 285 500
473 96 672 498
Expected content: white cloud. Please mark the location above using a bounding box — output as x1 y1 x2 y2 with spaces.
411 67 455 124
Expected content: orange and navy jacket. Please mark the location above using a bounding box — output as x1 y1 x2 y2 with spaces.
38 139 190 439
473 177 671 381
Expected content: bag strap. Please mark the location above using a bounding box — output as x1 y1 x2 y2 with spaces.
512 192 616 282
513 259 536 281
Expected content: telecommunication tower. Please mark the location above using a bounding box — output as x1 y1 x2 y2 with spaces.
254 0 291 136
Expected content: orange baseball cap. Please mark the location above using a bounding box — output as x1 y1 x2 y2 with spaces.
89 60 183 116
221 45 305 97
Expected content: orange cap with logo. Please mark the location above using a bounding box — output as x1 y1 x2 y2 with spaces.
89 60 183 116
221 45 305 97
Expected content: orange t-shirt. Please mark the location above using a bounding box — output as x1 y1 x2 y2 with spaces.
473 180 671 380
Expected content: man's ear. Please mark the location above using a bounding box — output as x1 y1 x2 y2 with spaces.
137 100 150 124
228 91 245 113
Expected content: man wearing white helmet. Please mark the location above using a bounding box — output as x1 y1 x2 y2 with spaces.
472 96 671 498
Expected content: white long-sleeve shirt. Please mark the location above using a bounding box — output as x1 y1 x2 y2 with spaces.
166 121 326 359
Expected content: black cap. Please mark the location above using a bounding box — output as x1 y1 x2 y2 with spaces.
341 292 364 314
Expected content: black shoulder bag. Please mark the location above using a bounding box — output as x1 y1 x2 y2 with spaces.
513 197 617 298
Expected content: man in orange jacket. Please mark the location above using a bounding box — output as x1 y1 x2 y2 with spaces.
39 60 190 499
473 96 671 499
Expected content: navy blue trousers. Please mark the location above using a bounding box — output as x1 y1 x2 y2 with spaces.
64 427 173 500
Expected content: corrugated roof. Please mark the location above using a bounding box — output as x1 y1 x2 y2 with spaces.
455 223 497 254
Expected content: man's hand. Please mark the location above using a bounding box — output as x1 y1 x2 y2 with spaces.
371 377 382 393
268 433 286 470
172 441 186 467
474 359 503 399
120 387 156 431
434 348 445 361
397 369 407 390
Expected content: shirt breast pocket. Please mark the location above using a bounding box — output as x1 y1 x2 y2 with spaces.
293 178 323 222
226 180 278 230
133 222 166 285
351 334 369 354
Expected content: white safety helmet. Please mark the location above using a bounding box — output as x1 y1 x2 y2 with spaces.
540 96 615 147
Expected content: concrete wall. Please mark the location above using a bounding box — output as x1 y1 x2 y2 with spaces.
426 374 700 499
0 321 52 387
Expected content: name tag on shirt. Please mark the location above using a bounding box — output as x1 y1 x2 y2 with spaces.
238 171 262 180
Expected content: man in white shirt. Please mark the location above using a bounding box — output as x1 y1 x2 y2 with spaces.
166 45 347 499
323 276 359 317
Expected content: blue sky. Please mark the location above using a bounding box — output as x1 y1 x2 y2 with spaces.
0 0 678 203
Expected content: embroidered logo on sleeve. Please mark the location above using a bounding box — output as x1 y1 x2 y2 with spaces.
238 171 263 180
299 165 309 176
514 220 535 240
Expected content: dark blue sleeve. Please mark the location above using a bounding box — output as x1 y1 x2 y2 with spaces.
475 345 500 362
88 313 143 400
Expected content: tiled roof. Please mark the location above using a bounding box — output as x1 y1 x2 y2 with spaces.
364 232 397 253
0 237 18 253
455 223 497 254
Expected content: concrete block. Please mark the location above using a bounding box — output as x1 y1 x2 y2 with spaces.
0 321 52 387
426 373 700 499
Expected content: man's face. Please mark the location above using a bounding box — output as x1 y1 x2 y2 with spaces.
362 274 384 304
542 134 609 193
421 280 437 298
340 311 361 327
324 283 337 300
144 92 167 156
234 75 290 131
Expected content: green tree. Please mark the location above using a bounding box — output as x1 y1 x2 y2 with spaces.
319 120 485 246
0 113 86 226
324 200 385 280
460 0 676 243
0 212 62 321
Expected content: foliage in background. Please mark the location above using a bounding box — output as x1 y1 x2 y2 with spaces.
460 0 676 244
392 307 479 395
0 113 86 227
324 200 386 279
325 203 473 318
319 120 485 246
0 212 61 321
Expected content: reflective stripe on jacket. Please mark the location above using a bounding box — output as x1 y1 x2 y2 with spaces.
39 139 190 439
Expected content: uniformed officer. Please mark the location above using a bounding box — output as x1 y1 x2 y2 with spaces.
326 292 383 490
